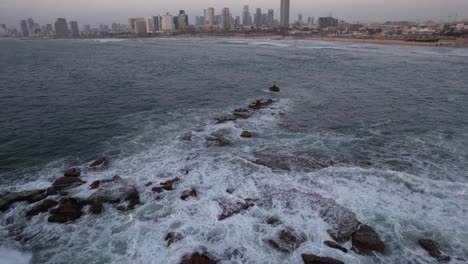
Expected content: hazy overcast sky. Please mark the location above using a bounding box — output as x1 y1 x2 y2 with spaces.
1 0 467 27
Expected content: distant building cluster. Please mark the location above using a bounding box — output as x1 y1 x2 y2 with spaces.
1 0 467 41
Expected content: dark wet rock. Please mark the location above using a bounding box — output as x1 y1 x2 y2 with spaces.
47 176 85 195
48 198 83 223
90 181 101 189
253 157 291 171
64 167 81 177
324 240 348 253
215 115 239 124
89 157 108 169
279 113 286 116
218 199 255 220
265 228 307 253
270 83 280 92
152 187 164 193
180 133 193 141
241 131 252 138
180 252 217 264
351 224 385 254
253 153 336 172
26 199 58 218
302 254 344 264
181 189 197 200
318 198 361 243
265 239 291 254
249 99 274 110
265 216 283 226
89 201 104 214
226 188 235 194
165 232 184 247
0 189 47 211
233 109 253 118
145 182 153 187
160 178 180 191
87 179 141 211
419 239 451 262
206 132 231 146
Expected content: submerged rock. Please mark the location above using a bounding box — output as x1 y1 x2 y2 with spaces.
218 199 255 220
181 189 197 200
90 180 101 190
265 228 307 254
351 224 385 254
26 199 59 218
48 198 83 223
89 157 108 169
160 178 180 191
241 131 252 138
64 167 81 177
318 198 361 243
206 132 231 147
86 177 141 212
0 189 47 211
302 254 344 264
165 232 184 247
419 239 451 262
249 99 274 110
324 240 348 253
269 83 280 92
180 252 217 264
253 153 336 172
47 176 85 195
265 216 283 226
180 133 193 141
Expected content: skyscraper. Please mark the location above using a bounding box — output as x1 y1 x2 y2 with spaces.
134 18 147 34
267 9 274 27
54 18 69 37
207 7 215 26
178 10 189 32
242 5 252 26
128 18 138 33
152 16 162 32
221 8 231 30
280 0 290 28
69 21 80 37
161 13 174 33
146 17 154 33
256 8 262 28
20 20 29 37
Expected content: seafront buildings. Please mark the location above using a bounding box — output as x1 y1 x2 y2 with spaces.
1 0 467 45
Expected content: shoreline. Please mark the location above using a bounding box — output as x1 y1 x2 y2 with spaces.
3 34 468 48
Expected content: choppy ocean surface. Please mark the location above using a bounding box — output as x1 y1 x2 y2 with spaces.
0 38 467 264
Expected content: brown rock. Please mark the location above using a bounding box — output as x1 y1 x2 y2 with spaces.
145 182 153 187
215 115 239 124
302 254 344 264
47 176 85 195
160 178 180 191
241 131 252 138
181 189 197 200
89 157 108 169
48 198 83 223
64 167 81 177
180 133 193 141
90 181 101 189
265 239 291 254
324 240 348 253
218 199 255 220
165 232 184 247
180 252 217 264
269 84 280 92
89 201 104 214
152 187 164 193
419 239 451 262
351 224 385 254
26 199 58 218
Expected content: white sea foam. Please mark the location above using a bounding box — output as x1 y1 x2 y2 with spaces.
0 247 32 264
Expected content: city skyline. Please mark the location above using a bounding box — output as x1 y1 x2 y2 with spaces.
1 0 468 27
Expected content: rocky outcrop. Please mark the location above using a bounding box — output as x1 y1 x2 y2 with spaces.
253 153 337 172
180 133 193 141
253 157 291 171
152 178 181 194
64 167 81 177
0 189 47 211
269 84 280 92
218 199 255 220
351 224 385 254
324 240 348 253
265 216 283 226
302 254 344 264
26 199 59 218
47 176 85 195
181 189 197 200
180 252 217 264
265 228 307 254
48 198 83 223
249 99 274 110
89 157 108 169
241 131 252 138
87 178 141 213
318 198 361 243
206 132 231 147
419 239 451 262
215 99 275 124
165 232 184 247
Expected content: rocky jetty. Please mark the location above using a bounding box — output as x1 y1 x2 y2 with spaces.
215 99 275 124
419 239 451 262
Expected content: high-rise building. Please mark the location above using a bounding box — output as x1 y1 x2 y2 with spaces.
242 5 252 26
161 13 174 32
256 8 262 28
46 24 54 36
20 20 29 37
280 0 290 28
134 18 147 34
298 14 303 24
267 9 274 27
178 10 189 32
128 18 138 33
69 21 80 37
54 18 69 37
318 16 338 28
207 7 215 26
152 16 162 31
146 17 154 33
221 8 231 30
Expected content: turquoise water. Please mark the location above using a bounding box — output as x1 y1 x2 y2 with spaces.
0 38 467 263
